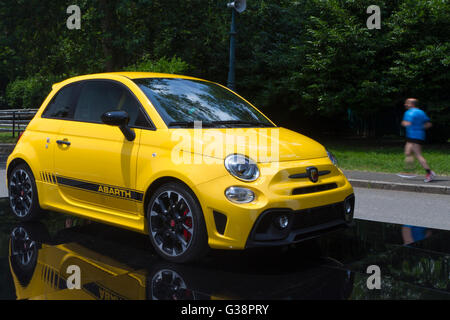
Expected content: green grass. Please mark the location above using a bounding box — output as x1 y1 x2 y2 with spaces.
0 132 19 143
323 138 450 176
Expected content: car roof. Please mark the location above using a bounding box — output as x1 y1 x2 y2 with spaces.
103 72 200 80
52 72 206 90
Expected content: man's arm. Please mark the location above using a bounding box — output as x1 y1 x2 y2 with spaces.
402 111 412 127
401 120 411 127
424 121 432 129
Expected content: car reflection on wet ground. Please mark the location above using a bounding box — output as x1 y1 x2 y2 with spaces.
0 198 449 300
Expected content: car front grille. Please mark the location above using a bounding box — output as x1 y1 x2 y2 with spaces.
292 183 338 195
291 202 344 230
251 202 346 242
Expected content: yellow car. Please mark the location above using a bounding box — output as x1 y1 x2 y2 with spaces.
6 72 355 263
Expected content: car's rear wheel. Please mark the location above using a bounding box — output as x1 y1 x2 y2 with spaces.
9 224 39 286
8 164 41 221
147 182 209 263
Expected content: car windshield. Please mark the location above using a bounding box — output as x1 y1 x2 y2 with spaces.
133 78 275 128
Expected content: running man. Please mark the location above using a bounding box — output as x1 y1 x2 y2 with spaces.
401 98 436 182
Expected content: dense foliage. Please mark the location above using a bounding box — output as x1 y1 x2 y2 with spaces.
0 0 448 139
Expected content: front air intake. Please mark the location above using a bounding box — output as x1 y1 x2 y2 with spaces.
213 211 228 235
292 183 338 195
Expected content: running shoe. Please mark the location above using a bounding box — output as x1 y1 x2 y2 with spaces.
424 171 436 183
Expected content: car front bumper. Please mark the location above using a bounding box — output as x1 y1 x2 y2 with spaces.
194 157 355 250
245 194 355 248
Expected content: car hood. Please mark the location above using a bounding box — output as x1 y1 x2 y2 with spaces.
168 127 327 163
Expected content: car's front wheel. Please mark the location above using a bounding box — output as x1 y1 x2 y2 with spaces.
8 164 41 221
147 182 209 263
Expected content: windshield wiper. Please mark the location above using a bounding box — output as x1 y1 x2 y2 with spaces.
211 120 274 127
168 121 215 128
168 120 274 128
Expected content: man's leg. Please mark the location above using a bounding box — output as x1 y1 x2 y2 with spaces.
411 143 430 170
411 143 436 182
404 142 415 171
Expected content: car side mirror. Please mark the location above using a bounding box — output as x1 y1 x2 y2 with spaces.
101 110 136 141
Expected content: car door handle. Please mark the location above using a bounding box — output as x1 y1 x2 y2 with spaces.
56 140 71 146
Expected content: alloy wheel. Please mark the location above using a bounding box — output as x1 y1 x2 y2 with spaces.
10 226 36 266
151 269 193 300
9 169 33 218
149 191 194 257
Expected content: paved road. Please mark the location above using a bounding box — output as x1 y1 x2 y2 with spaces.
0 169 448 230
354 187 450 230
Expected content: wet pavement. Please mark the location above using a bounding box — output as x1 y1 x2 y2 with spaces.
0 197 449 300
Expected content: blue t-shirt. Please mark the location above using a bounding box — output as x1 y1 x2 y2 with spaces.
403 108 430 141
403 225 428 242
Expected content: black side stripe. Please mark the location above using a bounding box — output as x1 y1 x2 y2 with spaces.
83 282 126 300
40 171 57 184
55 175 144 202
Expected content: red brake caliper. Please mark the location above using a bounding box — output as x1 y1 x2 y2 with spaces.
183 208 192 241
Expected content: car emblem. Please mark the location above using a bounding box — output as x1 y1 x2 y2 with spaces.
306 167 319 183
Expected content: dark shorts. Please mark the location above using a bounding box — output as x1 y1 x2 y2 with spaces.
406 138 425 145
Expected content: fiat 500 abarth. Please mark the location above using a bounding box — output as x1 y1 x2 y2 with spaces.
6 72 355 263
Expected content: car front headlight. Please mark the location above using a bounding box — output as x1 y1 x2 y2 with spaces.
224 154 260 182
327 150 338 166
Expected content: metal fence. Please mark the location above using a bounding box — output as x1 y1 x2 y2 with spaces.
0 109 38 137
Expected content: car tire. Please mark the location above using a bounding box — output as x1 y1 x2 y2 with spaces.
9 223 46 287
146 262 195 300
147 182 209 263
8 164 41 221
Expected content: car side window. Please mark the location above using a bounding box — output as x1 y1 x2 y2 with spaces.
73 80 152 127
42 84 78 119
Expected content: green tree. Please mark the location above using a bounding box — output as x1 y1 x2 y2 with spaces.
0 0 448 139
